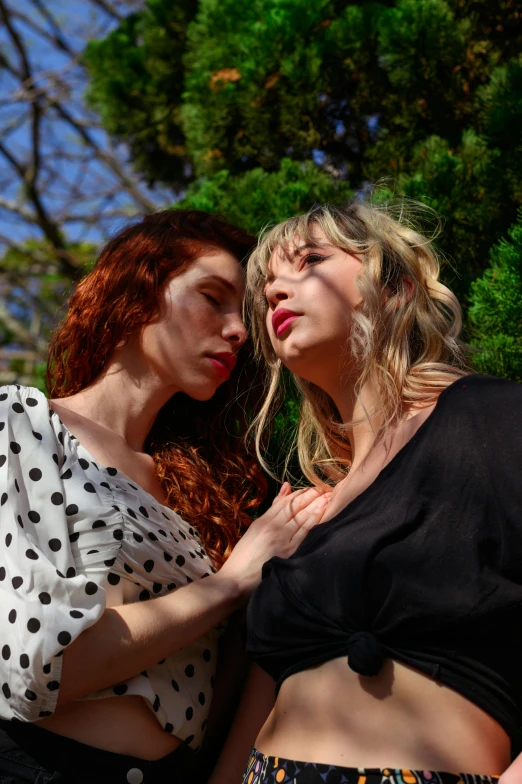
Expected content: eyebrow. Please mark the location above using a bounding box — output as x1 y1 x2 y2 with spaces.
198 274 240 295
290 242 320 259
264 242 329 282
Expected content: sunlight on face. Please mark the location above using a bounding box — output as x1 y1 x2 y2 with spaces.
138 250 247 400
264 228 363 386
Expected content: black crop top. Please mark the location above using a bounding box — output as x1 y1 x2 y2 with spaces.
246 375 522 741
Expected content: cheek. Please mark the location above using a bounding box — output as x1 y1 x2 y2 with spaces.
168 291 214 336
306 282 352 333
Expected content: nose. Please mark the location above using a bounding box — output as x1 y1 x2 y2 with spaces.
223 313 248 347
265 277 291 308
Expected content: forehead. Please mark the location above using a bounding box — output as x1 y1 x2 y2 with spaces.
267 226 331 271
182 249 246 293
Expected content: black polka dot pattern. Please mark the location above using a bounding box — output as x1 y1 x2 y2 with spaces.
57 631 71 647
0 384 217 747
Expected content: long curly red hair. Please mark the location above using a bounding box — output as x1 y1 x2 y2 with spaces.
47 209 267 567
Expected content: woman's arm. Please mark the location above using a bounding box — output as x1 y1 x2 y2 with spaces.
57 569 243 706
209 664 277 784
498 752 522 784
57 486 328 706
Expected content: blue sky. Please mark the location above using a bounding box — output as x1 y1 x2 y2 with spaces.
0 0 173 254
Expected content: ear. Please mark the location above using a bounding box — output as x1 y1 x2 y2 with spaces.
383 275 416 307
401 276 416 304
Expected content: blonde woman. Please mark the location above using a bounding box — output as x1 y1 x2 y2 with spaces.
210 202 522 784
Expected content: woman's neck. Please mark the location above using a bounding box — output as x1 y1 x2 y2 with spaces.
51 360 179 453
324 375 384 471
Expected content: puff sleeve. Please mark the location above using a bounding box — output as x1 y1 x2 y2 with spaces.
0 385 107 721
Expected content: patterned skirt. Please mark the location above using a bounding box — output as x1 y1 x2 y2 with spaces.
242 748 500 784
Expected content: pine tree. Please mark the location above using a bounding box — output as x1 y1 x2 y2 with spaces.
468 211 522 382
84 0 522 379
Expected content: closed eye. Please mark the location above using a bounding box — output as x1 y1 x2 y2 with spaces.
203 293 221 306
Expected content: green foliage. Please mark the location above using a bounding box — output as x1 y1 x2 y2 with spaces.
84 0 522 380
182 0 390 180
397 132 511 299
176 158 353 234
1 240 96 273
475 55 522 203
83 0 198 187
0 241 95 388
468 211 522 382
378 0 471 136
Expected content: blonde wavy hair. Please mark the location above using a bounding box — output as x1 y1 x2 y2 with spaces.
246 199 471 487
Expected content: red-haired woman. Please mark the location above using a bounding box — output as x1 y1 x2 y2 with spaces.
0 210 328 784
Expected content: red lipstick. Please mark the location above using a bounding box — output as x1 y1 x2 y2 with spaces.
272 308 300 337
207 352 237 380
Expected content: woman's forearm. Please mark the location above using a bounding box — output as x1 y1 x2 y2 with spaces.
57 486 327 707
57 571 243 706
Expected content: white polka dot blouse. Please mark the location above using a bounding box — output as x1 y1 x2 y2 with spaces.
0 385 222 749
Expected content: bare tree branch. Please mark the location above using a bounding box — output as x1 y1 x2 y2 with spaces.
0 302 47 353
51 102 158 213
0 0 172 385
26 0 77 56
0 0 31 79
86 0 124 21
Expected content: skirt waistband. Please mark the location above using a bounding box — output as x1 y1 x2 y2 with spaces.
243 748 500 784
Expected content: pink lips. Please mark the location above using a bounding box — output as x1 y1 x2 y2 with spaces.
207 352 237 380
272 308 300 337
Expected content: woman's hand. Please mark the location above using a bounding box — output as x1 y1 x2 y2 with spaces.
218 483 330 597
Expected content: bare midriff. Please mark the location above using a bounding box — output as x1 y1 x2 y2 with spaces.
255 657 510 776
36 695 181 760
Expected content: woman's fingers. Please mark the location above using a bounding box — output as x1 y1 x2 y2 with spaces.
280 486 323 522
272 481 292 505
220 485 331 595
288 494 331 549
292 492 331 530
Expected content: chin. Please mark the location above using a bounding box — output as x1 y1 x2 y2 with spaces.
185 381 222 402
279 343 317 374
